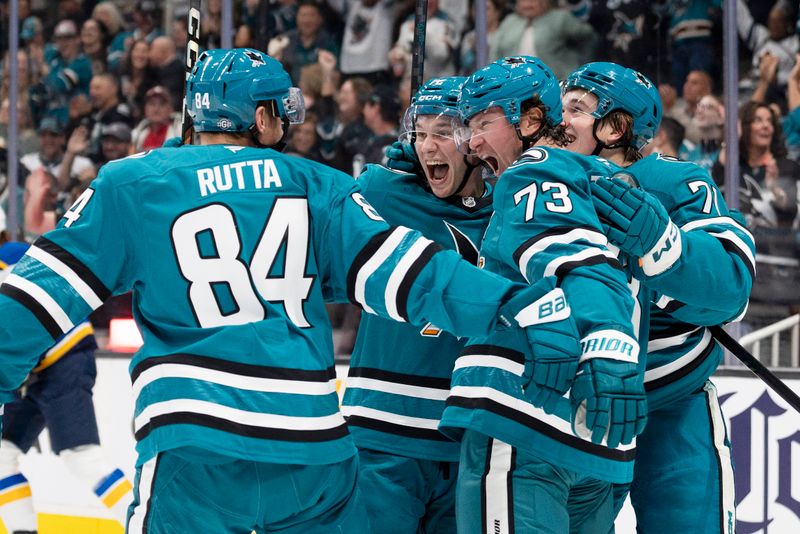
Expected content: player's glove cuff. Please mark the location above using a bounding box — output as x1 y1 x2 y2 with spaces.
638 219 682 277
384 141 421 175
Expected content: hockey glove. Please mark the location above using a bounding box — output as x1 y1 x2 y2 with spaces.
384 140 422 175
570 332 646 449
591 177 682 276
499 277 581 414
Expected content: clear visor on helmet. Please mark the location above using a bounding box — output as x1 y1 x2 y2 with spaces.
561 86 603 122
399 108 462 146
283 87 305 124
453 111 513 156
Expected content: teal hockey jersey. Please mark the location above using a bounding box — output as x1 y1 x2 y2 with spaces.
622 154 755 410
342 164 494 462
0 145 533 467
439 147 642 484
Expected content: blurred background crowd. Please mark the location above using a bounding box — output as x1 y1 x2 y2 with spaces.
1 0 799 361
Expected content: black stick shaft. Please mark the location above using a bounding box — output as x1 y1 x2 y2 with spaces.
410 0 428 97
710 325 800 413
182 2 202 144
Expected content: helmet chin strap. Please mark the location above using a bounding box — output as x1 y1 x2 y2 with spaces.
514 124 545 152
447 155 480 198
590 118 628 156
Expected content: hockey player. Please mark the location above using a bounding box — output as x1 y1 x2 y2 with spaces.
0 49 579 533
341 76 491 532
437 56 647 533
561 62 755 533
0 238 132 534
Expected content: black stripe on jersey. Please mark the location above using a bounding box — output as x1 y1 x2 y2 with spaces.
649 323 700 341
445 221 480 266
396 242 442 321
345 415 451 441
717 237 756 279
131 354 335 384
512 225 601 267
34 236 111 301
445 395 636 462
553 254 624 281
461 345 526 365
347 366 450 390
135 412 349 442
661 300 686 314
0 284 62 339
645 335 716 392
347 228 395 305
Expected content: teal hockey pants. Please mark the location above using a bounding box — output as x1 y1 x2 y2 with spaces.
126 449 367 533
357 447 457 533
613 381 735 534
456 429 616 534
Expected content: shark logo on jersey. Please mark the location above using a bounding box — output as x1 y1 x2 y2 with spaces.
444 221 479 266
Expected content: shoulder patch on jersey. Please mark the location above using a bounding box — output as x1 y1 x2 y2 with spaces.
655 154 685 163
521 147 549 163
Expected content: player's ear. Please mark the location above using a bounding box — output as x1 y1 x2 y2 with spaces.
519 107 543 137
254 103 278 135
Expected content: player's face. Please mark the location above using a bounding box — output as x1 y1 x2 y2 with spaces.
562 89 599 156
464 107 521 176
414 115 468 198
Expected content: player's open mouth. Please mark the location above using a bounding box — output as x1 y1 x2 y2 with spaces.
481 155 499 175
425 160 450 185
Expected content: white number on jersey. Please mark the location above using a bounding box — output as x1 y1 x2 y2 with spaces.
171 200 313 328
513 181 573 222
62 188 95 228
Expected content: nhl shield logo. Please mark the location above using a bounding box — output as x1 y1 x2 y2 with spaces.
462 196 476 208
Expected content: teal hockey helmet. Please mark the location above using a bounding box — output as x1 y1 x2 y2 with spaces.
458 56 562 127
400 76 466 143
187 48 305 133
563 62 662 150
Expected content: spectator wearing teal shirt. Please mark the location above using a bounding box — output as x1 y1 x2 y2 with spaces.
42 20 92 125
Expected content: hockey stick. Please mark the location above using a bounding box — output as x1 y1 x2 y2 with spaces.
410 0 429 96
710 325 800 413
181 1 202 144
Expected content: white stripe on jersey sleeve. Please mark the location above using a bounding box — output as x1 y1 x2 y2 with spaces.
517 228 607 283
543 248 618 278
681 216 754 243
354 227 413 315
707 230 756 273
27 245 105 309
4 274 74 333
383 234 434 322
453 354 525 377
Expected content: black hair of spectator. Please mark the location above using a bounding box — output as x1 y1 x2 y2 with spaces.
739 100 788 162
93 18 113 50
659 117 686 155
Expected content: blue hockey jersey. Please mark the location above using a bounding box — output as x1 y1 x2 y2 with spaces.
439 147 643 484
0 145 535 467
342 164 494 462
622 154 755 410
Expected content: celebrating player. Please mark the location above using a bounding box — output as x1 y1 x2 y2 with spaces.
341 76 491 532
437 56 647 533
0 49 579 533
562 61 755 532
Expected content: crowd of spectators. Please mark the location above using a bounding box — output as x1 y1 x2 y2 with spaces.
1 0 800 358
